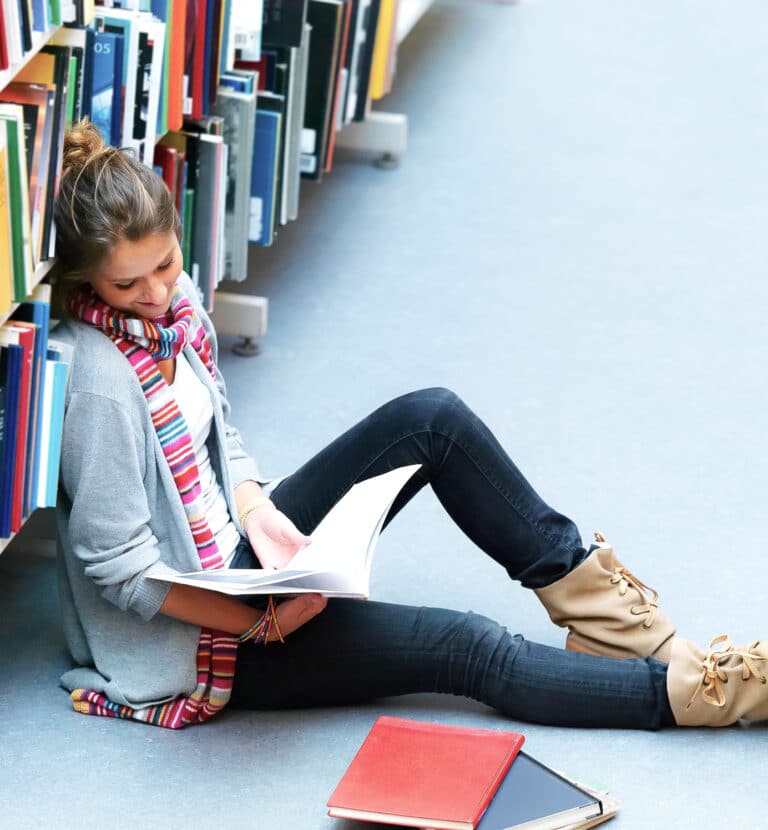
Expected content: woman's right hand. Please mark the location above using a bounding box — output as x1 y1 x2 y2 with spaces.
270 593 327 640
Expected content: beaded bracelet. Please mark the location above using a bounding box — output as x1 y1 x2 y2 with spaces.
237 596 284 645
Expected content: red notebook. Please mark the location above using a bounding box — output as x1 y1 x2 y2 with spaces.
327 717 525 830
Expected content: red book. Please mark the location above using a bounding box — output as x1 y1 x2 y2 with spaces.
327 717 525 830
0 7 9 71
153 144 178 196
5 323 35 532
192 0 208 118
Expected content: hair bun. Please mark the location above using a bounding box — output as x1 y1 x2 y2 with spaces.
62 117 106 177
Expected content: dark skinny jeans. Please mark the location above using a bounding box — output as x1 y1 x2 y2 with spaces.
229 388 675 729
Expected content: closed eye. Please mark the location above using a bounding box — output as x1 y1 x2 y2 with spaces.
157 257 175 272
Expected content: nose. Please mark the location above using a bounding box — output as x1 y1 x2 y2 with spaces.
144 276 168 305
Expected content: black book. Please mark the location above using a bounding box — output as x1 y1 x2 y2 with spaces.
18 0 33 53
262 0 308 48
352 0 380 122
302 0 343 181
40 46 70 261
476 752 603 830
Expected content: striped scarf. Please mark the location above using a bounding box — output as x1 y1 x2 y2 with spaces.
67 283 238 728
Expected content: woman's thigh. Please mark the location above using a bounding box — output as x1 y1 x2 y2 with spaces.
230 599 488 709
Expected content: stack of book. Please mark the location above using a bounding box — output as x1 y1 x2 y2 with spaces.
0 284 70 540
327 717 620 830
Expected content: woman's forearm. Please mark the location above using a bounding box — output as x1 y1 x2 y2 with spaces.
234 480 270 518
159 582 261 635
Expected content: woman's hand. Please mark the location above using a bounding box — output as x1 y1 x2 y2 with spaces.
269 593 328 639
243 505 312 571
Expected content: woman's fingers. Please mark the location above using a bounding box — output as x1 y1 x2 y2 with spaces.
270 593 327 640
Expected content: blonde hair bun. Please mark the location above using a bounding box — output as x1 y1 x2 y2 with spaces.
61 117 107 178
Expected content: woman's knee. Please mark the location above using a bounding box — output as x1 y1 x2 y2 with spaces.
390 387 469 430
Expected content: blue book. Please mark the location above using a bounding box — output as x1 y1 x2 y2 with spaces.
31 0 48 32
91 31 125 147
11 298 50 519
43 359 68 508
250 109 282 246
219 72 255 94
0 343 22 538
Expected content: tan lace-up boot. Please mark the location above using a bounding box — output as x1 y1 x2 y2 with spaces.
668 635 768 726
534 532 676 662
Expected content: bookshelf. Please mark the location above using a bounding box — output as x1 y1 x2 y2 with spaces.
0 26 63 92
0 18 71 553
0 0 435 554
0 261 57 328
335 0 434 161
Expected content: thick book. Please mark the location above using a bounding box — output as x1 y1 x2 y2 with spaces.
35 342 70 509
3 322 34 533
150 463 420 597
0 82 56 266
0 343 22 538
301 0 343 180
326 716 525 830
212 78 257 281
0 104 34 302
475 753 603 830
10 287 50 519
249 106 281 247
0 119 12 315
0 334 23 538
90 30 125 147
262 0 308 47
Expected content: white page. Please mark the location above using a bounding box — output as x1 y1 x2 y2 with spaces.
150 464 421 596
289 464 421 573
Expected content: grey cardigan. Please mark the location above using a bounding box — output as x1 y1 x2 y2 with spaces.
55 274 262 708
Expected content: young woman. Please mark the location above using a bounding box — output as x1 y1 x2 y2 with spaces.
53 119 766 731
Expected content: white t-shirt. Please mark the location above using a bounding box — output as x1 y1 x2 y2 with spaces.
172 352 241 567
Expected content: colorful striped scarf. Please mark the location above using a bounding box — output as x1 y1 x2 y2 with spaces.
67 283 238 728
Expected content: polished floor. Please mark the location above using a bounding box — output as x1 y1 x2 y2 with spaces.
2 1 767 826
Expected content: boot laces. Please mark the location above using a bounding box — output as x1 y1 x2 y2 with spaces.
685 634 768 710
594 531 660 629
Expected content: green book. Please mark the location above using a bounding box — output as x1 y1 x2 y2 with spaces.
0 108 33 303
182 188 195 274
48 0 62 26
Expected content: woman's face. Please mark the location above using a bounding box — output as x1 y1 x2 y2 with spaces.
88 232 183 318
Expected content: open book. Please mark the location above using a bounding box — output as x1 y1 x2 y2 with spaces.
149 464 421 598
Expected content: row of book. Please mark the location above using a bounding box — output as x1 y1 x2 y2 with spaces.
0 284 69 540
0 2 93 74
326 716 621 830
0 0 402 315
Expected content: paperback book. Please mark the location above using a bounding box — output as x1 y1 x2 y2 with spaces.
150 463 420 597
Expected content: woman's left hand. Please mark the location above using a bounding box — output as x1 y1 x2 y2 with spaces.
243 506 312 570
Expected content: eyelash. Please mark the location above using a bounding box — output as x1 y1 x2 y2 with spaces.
115 258 175 290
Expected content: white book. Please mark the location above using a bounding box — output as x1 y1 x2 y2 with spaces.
34 360 54 508
150 464 421 598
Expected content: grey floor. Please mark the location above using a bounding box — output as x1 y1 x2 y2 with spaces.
2 0 768 826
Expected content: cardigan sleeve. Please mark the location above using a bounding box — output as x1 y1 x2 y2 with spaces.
59 390 177 620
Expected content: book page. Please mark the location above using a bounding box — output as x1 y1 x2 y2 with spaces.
149 464 421 596
290 464 420 574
